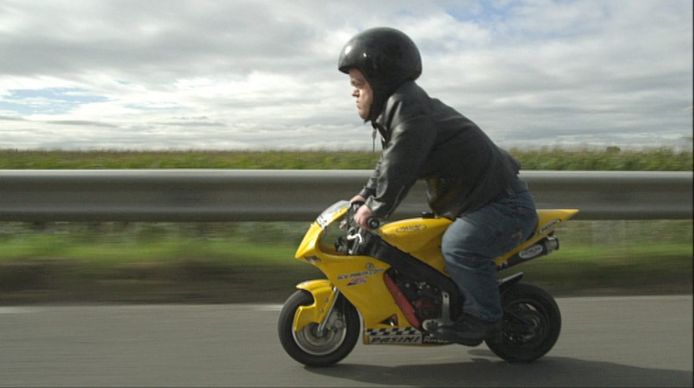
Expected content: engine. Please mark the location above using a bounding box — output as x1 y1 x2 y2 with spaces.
387 269 442 321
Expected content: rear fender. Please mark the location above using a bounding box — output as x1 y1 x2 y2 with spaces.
498 272 524 294
292 279 337 332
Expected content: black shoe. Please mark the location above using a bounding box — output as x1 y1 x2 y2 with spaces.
425 314 501 346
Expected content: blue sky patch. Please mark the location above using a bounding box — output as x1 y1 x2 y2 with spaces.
0 88 108 115
444 0 513 23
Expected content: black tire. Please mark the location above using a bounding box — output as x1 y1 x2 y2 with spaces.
277 290 360 367
485 283 561 363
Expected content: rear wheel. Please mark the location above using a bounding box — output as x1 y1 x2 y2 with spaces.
485 283 561 363
278 290 360 367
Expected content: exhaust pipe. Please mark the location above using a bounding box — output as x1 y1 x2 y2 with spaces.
497 236 560 271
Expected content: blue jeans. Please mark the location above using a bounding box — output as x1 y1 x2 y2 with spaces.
441 179 538 322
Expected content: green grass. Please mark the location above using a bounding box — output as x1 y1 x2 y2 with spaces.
1 220 690 268
512 147 692 171
0 223 301 266
0 148 691 170
0 150 381 170
1 228 689 262
0 236 295 266
0 220 690 302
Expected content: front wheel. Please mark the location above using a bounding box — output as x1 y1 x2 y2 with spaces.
278 290 360 367
485 283 561 363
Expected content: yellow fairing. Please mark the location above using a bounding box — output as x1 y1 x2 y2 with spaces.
379 217 452 272
325 256 403 332
293 221 410 334
295 222 321 259
299 254 405 333
292 279 336 332
495 209 579 267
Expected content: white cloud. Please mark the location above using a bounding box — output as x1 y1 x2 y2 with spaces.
0 0 691 150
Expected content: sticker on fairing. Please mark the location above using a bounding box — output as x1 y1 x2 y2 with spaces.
338 263 385 282
519 244 544 259
539 219 561 235
395 224 427 233
347 276 367 286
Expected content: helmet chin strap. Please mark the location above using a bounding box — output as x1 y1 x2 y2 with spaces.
362 76 408 154
372 127 377 152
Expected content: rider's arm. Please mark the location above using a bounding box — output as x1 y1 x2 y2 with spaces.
357 157 382 200
365 103 436 219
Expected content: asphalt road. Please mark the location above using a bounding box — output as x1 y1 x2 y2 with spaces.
0 295 691 387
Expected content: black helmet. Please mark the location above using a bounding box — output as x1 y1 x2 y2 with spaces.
338 27 422 87
338 27 422 121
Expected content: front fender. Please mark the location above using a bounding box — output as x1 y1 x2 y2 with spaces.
293 279 336 332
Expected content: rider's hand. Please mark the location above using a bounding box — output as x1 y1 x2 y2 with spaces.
354 204 374 229
350 194 367 204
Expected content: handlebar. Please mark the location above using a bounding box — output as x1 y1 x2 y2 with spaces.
340 200 381 255
348 201 381 230
367 218 381 229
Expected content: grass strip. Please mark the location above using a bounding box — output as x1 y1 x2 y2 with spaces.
0 148 691 171
0 233 690 303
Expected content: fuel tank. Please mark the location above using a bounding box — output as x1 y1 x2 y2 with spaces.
378 217 452 273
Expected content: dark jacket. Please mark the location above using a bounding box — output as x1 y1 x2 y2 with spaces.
361 81 521 219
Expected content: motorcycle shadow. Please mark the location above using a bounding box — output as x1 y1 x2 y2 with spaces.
305 349 692 387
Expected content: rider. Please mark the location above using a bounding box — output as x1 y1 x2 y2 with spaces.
339 27 539 343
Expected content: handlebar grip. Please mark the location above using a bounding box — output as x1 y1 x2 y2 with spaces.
367 218 381 229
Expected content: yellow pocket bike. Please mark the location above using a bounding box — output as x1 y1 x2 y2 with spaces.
278 201 578 366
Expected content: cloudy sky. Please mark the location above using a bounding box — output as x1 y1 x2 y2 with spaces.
0 0 692 151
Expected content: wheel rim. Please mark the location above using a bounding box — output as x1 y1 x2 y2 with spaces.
292 315 347 356
502 298 550 347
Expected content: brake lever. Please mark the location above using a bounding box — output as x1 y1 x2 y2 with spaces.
346 228 365 255
341 201 364 231
344 201 381 255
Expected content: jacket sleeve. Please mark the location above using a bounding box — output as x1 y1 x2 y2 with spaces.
365 110 436 218
358 158 381 199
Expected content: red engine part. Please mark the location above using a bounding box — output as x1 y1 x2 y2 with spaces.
383 273 421 328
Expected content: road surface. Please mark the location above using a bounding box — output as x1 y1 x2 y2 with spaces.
0 295 691 386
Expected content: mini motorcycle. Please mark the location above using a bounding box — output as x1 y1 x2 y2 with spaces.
278 200 578 366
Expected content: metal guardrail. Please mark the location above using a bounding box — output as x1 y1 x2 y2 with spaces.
0 170 691 222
